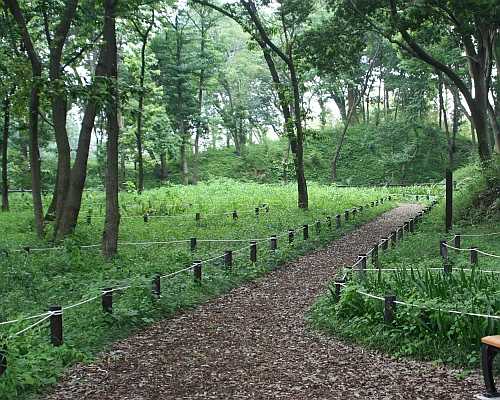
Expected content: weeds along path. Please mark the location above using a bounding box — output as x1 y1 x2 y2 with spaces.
44 204 481 400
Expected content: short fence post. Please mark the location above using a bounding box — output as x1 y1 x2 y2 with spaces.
232 211 238 220
384 295 396 324
255 207 260 217
87 212 92 225
352 209 357 219
375 200 379 206
381 237 389 251
372 244 379 267
143 213 149 223
416 195 419 201
454 234 461 251
190 237 197 252
443 259 452 274
152 274 161 298
224 250 233 269
445 168 453 233
409 219 415 233
193 260 202 284
356 254 367 280
397 227 403 241
336 214 341 229
288 230 294 244
344 210 349 222
388 195 392 201
359 205 364 212
315 220 321 235
250 241 257 263
195 212 201 222
303 225 309 240
326 216 332 228
371 201 374 207
0 343 6 376
439 240 448 259
380 198 384 204
270 236 277 252
334 279 344 302
470 247 478 266
49 305 63 346
391 231 397 248
102 288 113 314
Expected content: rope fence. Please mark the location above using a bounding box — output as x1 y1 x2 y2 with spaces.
0 196 398 342
334 204 500 327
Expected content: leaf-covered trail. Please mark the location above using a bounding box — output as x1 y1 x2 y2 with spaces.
45 204 482 399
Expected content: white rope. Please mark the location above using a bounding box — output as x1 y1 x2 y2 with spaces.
477 249 500 259
0 311 51 326
454 232 500 238
63 295 101 310
159 265 194 280
443 243 500 258
393 300 500 320
11 313 53 338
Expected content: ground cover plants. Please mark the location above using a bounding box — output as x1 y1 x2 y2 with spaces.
310 166 500 369
0 179 428 399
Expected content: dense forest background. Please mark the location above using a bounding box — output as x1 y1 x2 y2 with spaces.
0 0 499 254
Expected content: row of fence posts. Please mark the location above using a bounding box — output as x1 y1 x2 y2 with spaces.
0 196 394 375
333 199 438 324
86 204 270 225
439 234 479 272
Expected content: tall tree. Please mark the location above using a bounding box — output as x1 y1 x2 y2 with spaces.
101 0 120 258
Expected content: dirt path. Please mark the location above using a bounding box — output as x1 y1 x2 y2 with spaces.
45 204 482 400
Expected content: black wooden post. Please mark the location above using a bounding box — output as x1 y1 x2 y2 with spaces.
315 220 321 235
49 305 63 346
255 207 260 217
152 274 161 298
270 235 277 252
352 208 357 219
470 247 478 266
440 240 448 259
250 241 257 263
195 212 201 223
87 212 92 225
384 295 396 324
336 214 341 229
326 216 332 228
190 237 197 252
372 244 379 267
193 260 202 284
102 288 113 314
143 213 149 223
445 168 453 233
454 234 461 251
371 201 374 207
381 237 389 251
334 279 344 302
288 230 294 244
303 225 309 240
397 227 403 241
224 250 233 269
0 343 6 376
232 211 238 220
409 218 415 233
357 254 367 280
443 259 452 274
391 231 397 248
344 210 349 222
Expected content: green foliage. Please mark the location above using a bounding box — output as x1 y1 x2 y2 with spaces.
0 180 394 399
310 166 500 367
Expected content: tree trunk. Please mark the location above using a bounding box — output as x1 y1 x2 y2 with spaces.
6 0 45 236
159 151 168 181
57 38 109 237
180 121 189 185
2 93 11 211
101 0 120 258
135 36 146 194
438 74 453 168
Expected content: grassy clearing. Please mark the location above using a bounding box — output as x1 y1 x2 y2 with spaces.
0 179 420 399
309 165 500 370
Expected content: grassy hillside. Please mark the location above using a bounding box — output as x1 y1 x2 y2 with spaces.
158 120 472 187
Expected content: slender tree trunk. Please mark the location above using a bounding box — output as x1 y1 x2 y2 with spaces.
438 75 453 168
6 0 45 236
57 40 109 237
101 0 120 258
2 93 11 211
180 121 189 185
159 152 168 181
135 36 146 194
